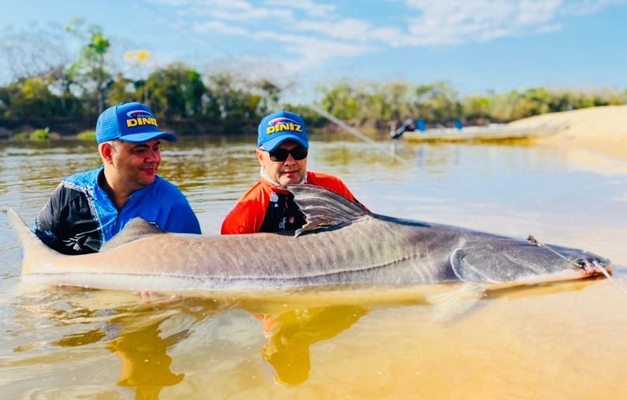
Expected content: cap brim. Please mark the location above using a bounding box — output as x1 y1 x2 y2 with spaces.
260 134 308 152
119 131 178 143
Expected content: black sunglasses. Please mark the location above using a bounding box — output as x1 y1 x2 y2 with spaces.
266 147 308 162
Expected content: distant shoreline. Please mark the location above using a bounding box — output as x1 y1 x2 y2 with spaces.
0 117 261 139
3 106 627 167
510 105 627 164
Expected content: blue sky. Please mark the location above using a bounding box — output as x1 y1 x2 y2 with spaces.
1 0 626 101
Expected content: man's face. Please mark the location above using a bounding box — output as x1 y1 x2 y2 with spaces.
106 139 162 190
257 141 308 186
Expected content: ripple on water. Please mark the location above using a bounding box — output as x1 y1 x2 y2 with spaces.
0 137 626 398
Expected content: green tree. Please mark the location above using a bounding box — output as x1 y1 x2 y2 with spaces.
106 73 140 105
413 81 462 123
2 77 63 118
316 79 358 120
143 64 207 119
205 73 261 120
0 86 11 118
490 90 526 121
382 81 416 120
252 79 283 116
462 95 491 123
65 18 113 114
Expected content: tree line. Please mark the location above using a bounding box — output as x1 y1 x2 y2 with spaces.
1 21 625 136
308 80 627 128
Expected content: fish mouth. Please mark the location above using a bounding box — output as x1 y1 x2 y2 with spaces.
575 257 612 277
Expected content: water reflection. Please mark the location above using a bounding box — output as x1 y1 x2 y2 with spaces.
257 305 368 386
19 294 223 399
1 136 627 398
40 307 186 399
12 290 372 395
105 315 186 399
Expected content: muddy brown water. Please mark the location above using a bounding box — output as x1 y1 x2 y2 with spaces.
1 136 626 399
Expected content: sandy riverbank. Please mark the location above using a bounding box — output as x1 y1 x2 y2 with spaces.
510 105 627 164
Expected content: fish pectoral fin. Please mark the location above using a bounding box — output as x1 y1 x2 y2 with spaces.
450 248 499 283
100 218 166 251
426 283 487 322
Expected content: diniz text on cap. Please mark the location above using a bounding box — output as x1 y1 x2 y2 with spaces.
126 110 158 128
266 117 303 134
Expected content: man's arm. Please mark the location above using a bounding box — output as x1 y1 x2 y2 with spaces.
165 202 202 234
221 202 259 234
34 192 63 251
221 183 268 235
34 184 101 255
151 180 202 234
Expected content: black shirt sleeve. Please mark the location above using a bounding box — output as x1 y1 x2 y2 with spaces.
34 184 102 255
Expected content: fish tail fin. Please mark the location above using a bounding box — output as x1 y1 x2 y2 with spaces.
2 205 62 274
287 185 369 236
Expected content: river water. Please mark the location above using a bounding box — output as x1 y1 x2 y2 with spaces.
1 135 626 399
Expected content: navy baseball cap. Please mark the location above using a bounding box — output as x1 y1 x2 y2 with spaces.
95 102 177 144
257 111 308 152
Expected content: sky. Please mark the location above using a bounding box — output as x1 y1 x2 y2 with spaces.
1 0 626 102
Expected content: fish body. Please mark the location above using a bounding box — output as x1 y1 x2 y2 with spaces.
1 185 610 292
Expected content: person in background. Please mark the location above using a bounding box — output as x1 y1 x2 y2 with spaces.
389 118 416 139
221 110 365 235
34 101 201 255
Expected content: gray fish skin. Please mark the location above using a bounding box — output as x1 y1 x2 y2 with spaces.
1 185 611 292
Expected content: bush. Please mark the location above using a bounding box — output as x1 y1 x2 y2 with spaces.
29 127 49 141
9 132 28 141
76 130 96 140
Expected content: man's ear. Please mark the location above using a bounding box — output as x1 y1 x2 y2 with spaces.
256 148 265 166
99 142 114 164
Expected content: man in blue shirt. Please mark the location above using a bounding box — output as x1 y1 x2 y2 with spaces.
34 102 201 255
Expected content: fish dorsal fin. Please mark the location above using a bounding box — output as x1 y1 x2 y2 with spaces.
100 218 166 252
287 185 369 237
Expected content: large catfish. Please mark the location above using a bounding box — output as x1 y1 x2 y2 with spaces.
1 185 610 297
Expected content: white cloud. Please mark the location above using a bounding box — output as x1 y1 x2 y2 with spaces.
150 0 189 5
532 23 562 34
145 0 626 72
292 19 373 41
561 0 627 15
179 0 295 21
192 21 249 36
397 0 564 45
252 31 376 70
264 0 336 17
208 7 293 21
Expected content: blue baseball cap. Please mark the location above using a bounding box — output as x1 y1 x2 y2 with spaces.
95 102 177 144
257 111 308 152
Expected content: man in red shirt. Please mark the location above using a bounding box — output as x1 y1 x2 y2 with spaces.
221 110 365 234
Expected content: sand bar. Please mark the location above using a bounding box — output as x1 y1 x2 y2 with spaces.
510 105 627 164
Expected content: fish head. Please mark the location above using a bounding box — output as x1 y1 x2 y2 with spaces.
546 244 612 277
450 238 611 284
